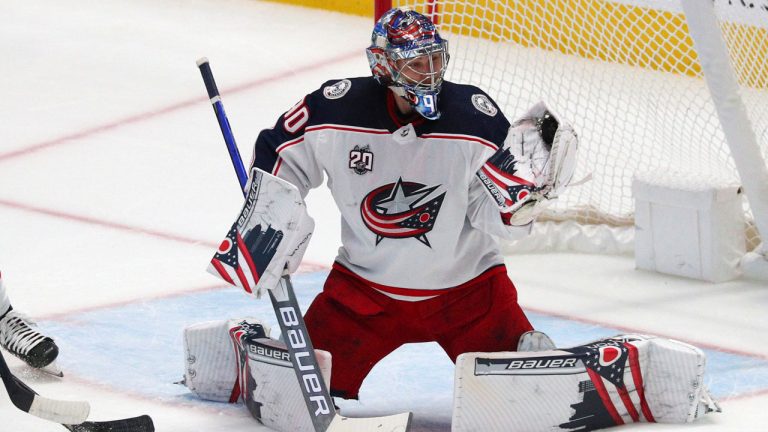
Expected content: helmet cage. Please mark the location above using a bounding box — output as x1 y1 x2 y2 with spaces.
387 41 449 93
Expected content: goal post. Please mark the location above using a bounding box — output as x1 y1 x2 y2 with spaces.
374 0 768 277
680 0 768 279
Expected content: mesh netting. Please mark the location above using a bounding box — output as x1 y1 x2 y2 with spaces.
388 0 768 250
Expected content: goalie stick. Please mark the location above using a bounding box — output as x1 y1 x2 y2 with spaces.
0 350 154 431
197 57 412 432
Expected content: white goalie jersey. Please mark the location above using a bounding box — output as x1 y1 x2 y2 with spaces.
251 77 531 298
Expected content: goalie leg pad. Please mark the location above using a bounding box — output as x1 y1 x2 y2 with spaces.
182 318 271 402
240 336 332 432
453 334 718 432
183 318 333 432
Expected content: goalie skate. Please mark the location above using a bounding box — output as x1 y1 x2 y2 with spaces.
517 330 556 352
0 310 59 371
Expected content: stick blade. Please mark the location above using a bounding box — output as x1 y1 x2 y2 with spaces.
65 414 155 432
327 412 413 432
28 393 90 425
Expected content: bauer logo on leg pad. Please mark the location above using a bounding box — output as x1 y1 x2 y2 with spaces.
475 355 583 376
247 339 291 367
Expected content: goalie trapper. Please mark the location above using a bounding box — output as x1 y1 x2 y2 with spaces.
477 101 579 226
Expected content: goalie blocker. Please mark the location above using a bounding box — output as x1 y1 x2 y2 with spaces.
207 167 314 298
453 334 720 432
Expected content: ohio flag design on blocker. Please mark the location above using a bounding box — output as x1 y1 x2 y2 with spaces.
207 168 310 298
208 224 282 295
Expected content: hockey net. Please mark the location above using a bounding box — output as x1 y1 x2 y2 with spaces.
378 0 768 253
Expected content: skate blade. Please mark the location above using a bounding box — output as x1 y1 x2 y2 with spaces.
39 361 63 377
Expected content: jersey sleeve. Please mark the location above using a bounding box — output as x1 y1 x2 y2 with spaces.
449 85 532 240
250 92 325 198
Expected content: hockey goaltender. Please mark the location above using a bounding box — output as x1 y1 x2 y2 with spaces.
183 8 720 432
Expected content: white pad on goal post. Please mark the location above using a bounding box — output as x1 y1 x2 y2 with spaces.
207 167 314 298
453 334 720 432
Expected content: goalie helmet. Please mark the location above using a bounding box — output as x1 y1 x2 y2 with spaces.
366 8 450 120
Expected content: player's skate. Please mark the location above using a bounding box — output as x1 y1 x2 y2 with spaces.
517 330 556 351
0 310 61 375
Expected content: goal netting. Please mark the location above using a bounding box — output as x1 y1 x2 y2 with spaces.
379 0 768 253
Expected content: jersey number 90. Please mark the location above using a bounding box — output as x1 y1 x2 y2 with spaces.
283 98 309 134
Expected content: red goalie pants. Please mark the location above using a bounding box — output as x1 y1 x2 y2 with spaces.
304 263 534 400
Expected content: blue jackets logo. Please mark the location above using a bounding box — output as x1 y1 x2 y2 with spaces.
360 178 445 247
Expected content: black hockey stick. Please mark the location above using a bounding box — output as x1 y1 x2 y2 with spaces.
197 57 412 432
0 350 154 431
63 415 155 432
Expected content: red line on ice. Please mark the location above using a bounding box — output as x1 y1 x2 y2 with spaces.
0 50 361 164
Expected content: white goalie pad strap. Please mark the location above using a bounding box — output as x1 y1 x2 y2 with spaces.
207 167 314 298
183 318 271 402
240 337 332 432
453 334 716 432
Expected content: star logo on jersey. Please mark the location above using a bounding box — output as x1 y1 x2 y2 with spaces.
360 178 446 247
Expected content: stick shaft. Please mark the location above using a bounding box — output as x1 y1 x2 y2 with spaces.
196 57 335 431
196 58 248 190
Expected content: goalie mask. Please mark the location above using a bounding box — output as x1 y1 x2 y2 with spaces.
366 8 450 120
